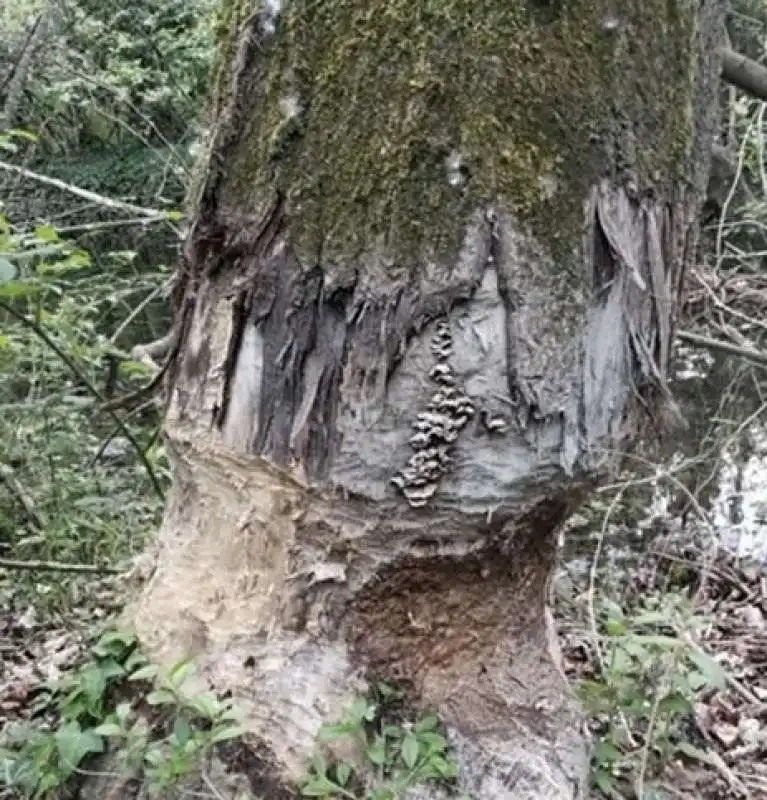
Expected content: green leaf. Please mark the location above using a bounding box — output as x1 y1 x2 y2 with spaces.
366 738 387 766
124 650 148 672
184 692 219 719
347 696 375 724
54 722 104 771
167 659 194 686
675 741 709 761
605 618 626 636
0 280 37 298
0 257 16 281
317 723 354 742
429 755 457 778
92 722 124 737
592 767 616 795
335 761 352 786
418 731 447 747
414 714 440 733
128 664 159 682
33 225 59 243
375 681 400 700
309 753 326 777
146 688 177 706
401 734 419 768
657 691 692 717
630 611 673 626
173 716 192 745
165 210 183 221
210 724 247 743
301 775 337 796
92 629 136 658
592 739 623 765
687 649 727 690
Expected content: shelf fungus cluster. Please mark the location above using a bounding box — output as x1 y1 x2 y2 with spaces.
391 320 475 508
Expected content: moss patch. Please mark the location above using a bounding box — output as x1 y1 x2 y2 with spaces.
219 0 697 269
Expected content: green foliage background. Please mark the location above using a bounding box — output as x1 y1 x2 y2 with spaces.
0 0 216 609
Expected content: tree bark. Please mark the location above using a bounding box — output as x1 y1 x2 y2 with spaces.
130 1 726 797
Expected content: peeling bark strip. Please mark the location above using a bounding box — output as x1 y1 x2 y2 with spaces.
133 1 726 798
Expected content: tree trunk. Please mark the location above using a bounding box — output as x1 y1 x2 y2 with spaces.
131 1 725 797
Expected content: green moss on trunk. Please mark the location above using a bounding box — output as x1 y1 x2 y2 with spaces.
219 0 697 267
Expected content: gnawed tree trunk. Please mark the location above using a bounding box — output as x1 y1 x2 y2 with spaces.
131 1 725 797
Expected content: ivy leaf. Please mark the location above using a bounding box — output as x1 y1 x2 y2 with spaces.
54 722 104 773
401 734 420 768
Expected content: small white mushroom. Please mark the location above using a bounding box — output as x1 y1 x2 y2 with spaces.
484 416 508 434
404 483 438 507
409 431 432 449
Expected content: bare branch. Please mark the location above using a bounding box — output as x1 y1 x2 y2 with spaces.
0 462 46 530
0 159 181 224
676 329 767 367
720 48 767 102
0 557 121 574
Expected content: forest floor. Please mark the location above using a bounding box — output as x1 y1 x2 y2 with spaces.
557 523 767 799
0 525 765 799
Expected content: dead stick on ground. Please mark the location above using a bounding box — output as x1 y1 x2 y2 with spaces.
0 558 122 574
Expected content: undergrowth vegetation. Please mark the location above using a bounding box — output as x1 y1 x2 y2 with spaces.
0 629 246 798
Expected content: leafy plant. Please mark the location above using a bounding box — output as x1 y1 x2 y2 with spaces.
0 628 246 798
300 683 462 800
0 208 169 610
578 593 727 797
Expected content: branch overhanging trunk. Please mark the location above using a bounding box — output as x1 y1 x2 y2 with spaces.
720 47 767 102
129 2 726 798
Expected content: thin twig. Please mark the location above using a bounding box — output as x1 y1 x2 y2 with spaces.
0 300 164 500
0 159 181 224
0 461 46 529
676 329 767 367
0 557 121 574
110 280 170 345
